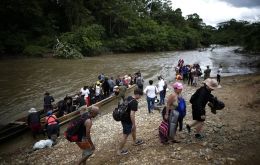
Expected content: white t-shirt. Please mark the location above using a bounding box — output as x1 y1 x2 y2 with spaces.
144 85 158 98
80 88 90 97
95 85 101 96
158 79 165 92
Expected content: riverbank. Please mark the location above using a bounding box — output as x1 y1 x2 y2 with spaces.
1 74 260 164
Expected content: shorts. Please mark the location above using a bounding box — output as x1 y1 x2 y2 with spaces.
121 122 132 135
82 149 93 157
192 106 205 122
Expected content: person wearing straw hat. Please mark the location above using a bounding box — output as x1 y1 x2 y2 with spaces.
186 78 219 139
27 108 42 138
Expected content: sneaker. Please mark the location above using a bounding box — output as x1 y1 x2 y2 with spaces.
161 141 169 145
195 133 204 140
186 124 191 133
171 139 181 143
133 139 144 146
117 149 128 155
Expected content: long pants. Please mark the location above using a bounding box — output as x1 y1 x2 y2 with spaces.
183 74 188 83
159 91 165 105
217 74 221 84
188 76 193 85
146 96 155 113
178 117 184 131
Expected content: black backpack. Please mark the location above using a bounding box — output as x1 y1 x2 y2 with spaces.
163 83 167 90
113 98 134 121
189 87 201 104
208 97 225 114
64 113 89 142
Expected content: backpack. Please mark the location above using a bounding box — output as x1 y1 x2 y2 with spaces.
159 120 169 139
208 97 225 114
136 77 142 85
189 88 200 104
163 83 167 90
64 114 89 142
176 97 186 118
112 98 134 121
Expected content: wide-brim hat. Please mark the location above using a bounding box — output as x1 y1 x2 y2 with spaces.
28 108 37 113
113 86 119 91
203 78 220 89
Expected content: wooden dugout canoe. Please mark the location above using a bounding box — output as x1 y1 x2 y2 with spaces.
0 84 136 143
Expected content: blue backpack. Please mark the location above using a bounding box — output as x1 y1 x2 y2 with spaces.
176 97 186 118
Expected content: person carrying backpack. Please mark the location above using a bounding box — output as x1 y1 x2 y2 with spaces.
186 78 219 139
45 111 59 141
117 88 144 155
65 106 99 165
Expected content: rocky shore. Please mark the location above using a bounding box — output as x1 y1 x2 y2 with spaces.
1 74 260 165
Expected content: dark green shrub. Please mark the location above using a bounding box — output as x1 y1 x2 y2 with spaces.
23 45 48 57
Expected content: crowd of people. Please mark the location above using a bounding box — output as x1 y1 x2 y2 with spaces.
27 71 144 145
74 66 223 164
27 63 225 164
175 59 223 87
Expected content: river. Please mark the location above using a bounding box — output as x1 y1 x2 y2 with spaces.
0 46 259 125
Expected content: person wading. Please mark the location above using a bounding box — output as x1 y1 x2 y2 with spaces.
117 88 144 155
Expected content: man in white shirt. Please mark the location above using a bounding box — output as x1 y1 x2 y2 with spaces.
95 82 102 102
81 86 90 106
157 76 166 105
144 80 159 113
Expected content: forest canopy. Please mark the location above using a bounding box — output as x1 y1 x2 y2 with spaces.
0 0 259 58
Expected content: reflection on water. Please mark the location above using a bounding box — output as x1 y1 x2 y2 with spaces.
0 46 259 124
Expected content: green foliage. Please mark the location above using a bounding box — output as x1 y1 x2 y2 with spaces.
1 0 259 56
23 45 48 57
60 24 105 56
2 33 27 54
243 23 260 52
53 39 83 59
213 19 260 52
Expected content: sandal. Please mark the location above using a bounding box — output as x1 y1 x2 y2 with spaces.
133 139 144 146
171 139 181 143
